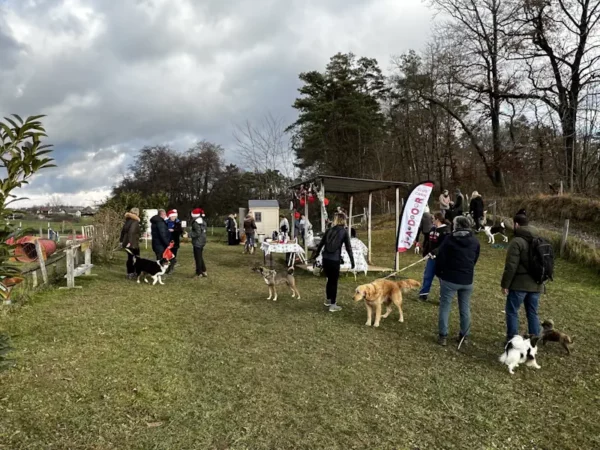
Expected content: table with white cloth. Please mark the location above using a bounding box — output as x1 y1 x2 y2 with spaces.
261 241 307 268
315 238 369 275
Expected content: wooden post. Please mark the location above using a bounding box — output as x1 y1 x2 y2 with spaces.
395 187 400 271
559 181 564 196
304 192 309 257
31 271 38 289
66 247 75 289
368 191 373 265
348 195 354 235
35 239 48 285
320 181 326 233
560 219 569 257
84 245 92 275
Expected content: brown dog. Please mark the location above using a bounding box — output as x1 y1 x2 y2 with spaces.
353 278 420 327
540 319 573 354
253 266 300 301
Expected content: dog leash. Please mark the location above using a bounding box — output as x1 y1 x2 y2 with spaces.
384 256 429 279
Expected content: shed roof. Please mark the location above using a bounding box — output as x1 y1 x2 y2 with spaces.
249 200 279 208
290 175 411 194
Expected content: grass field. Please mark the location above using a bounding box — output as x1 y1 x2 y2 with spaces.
1 226 599 449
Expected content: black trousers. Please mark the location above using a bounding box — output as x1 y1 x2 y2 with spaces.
126 247 140 274
194 246 206 275
228 231 237 245
322 258 341 304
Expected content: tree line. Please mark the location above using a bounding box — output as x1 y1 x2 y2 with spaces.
110 141 290 218
289 0 600 195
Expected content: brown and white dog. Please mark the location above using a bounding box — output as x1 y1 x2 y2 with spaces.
540 319 574 354
253 266 301 301
353 278 421 327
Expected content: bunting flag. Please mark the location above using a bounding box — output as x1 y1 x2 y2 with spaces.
396 181 435 253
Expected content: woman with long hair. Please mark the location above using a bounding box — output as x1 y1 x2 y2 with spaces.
315 213 355 312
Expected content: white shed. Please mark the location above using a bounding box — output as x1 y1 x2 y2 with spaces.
248 200 280 237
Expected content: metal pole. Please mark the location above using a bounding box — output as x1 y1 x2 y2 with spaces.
368 192 373 264
395 187 400 271
320 181 326 233
348 195 354 235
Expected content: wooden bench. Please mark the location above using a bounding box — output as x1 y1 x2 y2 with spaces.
60 240 95 289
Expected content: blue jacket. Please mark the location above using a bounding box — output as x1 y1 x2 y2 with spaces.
150 215 171 255
166 218 183 247
435 229 480 285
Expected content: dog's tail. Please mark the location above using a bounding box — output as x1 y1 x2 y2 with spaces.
396 279 421 292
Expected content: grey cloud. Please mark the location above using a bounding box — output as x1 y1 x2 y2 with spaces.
1 0 432 205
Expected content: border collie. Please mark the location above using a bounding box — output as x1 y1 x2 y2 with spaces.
484 222 508 244
125 249 170 285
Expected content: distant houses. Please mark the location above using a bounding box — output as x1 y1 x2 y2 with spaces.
33 206 96 218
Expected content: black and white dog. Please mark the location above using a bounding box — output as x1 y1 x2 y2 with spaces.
125 249 170 285
499 335 541 374
484 222 508 244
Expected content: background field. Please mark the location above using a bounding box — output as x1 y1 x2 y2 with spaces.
0 227 599 449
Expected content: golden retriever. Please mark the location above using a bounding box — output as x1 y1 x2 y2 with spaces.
353 279 421 327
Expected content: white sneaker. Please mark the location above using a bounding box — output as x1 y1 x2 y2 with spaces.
324 300 332 306
329 304 342 312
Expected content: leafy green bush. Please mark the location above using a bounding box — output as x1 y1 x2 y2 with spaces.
0 115 55 300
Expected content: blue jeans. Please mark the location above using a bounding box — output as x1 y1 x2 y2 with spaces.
246 233 255 248
505 291 540 338
419 259 436 296
438 280 473 337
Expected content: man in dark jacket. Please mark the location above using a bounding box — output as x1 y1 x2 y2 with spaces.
191 208 208 278
151 209 171 260
120 207 141 279
419 212 450 301
501 213 543 340
435 216 480 346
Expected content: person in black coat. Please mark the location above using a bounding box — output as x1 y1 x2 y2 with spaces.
315 213 355 313
150 209 171 260
226 214 238 245
435 215 480 346
469 191 485 231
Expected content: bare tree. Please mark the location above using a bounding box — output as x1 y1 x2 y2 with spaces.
233 113 296 179
504 0 600 191
47 194 63 208
423 0 523 191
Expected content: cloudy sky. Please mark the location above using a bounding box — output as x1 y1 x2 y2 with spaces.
1 0 433 207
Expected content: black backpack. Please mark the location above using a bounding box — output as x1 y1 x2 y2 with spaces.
528 237 554 284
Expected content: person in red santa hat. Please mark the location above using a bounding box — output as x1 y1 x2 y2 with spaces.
165 209 183 274
190 208 208 278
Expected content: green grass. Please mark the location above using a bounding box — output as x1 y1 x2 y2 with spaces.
1 228 599 449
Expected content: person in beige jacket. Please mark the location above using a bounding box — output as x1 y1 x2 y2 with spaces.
439 190 452 217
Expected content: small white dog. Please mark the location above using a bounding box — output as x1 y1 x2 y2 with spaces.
499 335 541 374
484 222 508 244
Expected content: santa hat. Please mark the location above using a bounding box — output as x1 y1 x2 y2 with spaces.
191 208 204 218
167 209 178 218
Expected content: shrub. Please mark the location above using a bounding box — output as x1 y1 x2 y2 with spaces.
92 207 123 262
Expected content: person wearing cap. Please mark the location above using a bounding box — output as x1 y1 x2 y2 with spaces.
190 208 208 278
165 209 183 273
120 207 141 279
